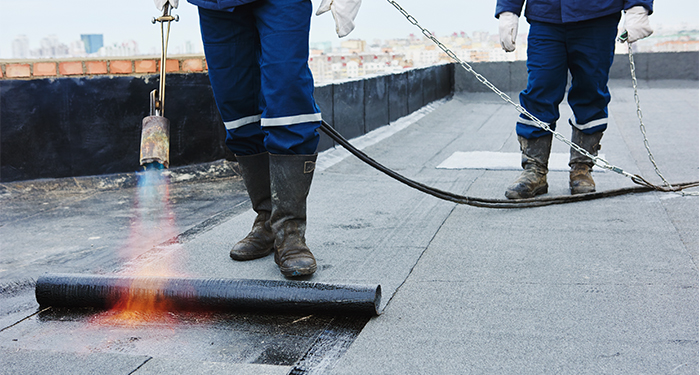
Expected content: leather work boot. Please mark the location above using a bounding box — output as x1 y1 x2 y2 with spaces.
569 129 603 195
505 134 552 199
230 152 275 261
269 153 318 277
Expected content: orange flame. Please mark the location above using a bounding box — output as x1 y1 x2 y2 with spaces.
93 166 184 327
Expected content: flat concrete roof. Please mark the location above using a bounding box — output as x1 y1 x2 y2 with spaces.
0 79 697 374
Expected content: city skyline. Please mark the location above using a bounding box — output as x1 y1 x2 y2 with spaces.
1 0 698 59
5 24 697 62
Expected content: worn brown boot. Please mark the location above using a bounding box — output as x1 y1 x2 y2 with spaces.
269 153 317 277
230 152 275 261
505 134 552 199
569 129 603 195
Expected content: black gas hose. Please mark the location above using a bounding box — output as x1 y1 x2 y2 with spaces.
319 120 698 209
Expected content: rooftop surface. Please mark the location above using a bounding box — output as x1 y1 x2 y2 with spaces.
0 79 698 374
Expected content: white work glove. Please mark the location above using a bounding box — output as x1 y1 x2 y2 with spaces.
622 6 653 43
498 12 519 52
154 0 178 11
316 0 362 38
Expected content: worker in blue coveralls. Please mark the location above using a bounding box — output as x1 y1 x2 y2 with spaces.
154 0 361 277
495 0 654 198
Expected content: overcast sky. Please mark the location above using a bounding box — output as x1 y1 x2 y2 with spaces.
0 0 698 58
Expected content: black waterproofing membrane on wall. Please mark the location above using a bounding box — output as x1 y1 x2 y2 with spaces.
0 64 453 182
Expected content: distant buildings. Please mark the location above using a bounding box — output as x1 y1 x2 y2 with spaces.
11 34 86 58
632 25 699 53
309 31 528 84
37 35 70 57
80 34 104 54
99 40 140 57
309 52 406 83
6 26 697 83
11 35 29 59
8 34 207 59
310 26 699 84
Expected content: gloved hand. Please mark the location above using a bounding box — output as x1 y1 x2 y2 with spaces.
622 6 653 43
154 0 178 11
498 12 519 52
316 0 362 38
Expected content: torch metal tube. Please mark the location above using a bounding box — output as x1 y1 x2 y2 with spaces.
139 115 170 168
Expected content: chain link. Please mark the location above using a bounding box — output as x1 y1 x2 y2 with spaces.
386 0 650 183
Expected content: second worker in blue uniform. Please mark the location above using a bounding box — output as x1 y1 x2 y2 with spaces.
495 0 654 198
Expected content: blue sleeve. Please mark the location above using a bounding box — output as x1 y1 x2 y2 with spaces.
495 0 526 18
624 0 653 14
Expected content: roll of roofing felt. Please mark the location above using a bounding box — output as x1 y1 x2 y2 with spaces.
35 274 381 316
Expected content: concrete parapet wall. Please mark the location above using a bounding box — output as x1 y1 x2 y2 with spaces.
454 51 699 93
0 64 453 182
608 51 699 81
317 64 453 152
2 51 691 183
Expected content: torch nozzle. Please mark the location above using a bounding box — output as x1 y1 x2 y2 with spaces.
140 115 170 169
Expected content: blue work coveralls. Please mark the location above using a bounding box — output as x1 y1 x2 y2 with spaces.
188 0 321 155
495 0 654 139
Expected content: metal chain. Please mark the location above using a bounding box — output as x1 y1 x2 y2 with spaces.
625 44 698 196
386 0 661 187
626 42 671 186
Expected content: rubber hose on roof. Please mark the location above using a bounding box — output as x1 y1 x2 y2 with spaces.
319 120 699 209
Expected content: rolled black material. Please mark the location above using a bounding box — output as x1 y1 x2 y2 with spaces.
35 274 381 316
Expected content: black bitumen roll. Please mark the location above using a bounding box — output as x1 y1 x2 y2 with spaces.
35 274 381 316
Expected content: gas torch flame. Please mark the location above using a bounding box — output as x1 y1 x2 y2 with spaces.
92 165 183 326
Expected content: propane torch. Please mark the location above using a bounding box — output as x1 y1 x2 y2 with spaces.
140 3 178 169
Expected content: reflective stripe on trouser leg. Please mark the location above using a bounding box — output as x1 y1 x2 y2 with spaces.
254 0 320 155
198 6 265 155
516 20 568 140
566 13 620 135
